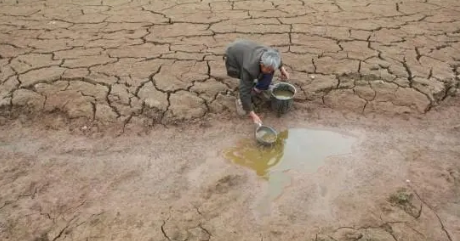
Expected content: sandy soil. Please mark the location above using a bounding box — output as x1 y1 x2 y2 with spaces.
1 0 460 240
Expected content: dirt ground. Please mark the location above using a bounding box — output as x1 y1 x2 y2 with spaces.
1 0 460 240
1 96 460 241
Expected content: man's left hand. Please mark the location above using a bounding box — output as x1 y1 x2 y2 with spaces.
280 67 289 80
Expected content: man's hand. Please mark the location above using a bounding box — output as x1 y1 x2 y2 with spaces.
279 66 290 80
249 111 262 124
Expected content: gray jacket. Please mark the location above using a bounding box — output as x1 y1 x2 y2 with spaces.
224 39 283 112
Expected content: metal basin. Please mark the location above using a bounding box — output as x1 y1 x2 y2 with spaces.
254 123 278 146
270 82 297 117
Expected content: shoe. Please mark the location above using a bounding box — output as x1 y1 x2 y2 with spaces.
235 97 247 116
260 89 272 101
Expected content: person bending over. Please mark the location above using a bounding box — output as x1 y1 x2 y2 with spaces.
224 39 290 124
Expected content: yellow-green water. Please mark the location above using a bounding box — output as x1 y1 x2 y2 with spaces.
273 89 294 100
255 129 277 143
222 128 356 205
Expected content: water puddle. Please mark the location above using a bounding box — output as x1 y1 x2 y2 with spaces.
222 127 357 213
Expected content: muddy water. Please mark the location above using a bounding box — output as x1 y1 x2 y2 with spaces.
255 128 277 143
223 128 356 212
272 89 294 100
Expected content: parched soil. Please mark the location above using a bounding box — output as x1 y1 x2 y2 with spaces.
1 0 460 241
0 0 459 126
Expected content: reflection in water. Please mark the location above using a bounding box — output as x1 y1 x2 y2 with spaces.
223 130 289 179
222 128 356 211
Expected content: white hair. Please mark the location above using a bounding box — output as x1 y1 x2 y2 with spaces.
260 49 281 69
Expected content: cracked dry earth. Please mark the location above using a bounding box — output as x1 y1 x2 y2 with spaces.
0 0 459 125
1 0 460 241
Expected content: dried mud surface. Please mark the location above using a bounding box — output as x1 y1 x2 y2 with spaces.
0 0 459 127
1 0 460 240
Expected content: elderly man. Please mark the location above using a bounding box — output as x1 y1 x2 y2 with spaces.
224 39 290 124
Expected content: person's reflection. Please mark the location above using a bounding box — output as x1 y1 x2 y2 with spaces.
223 130 289 180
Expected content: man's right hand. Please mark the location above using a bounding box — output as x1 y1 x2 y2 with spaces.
249 111 262 124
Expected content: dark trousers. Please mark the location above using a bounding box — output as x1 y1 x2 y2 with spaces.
254 72 274 91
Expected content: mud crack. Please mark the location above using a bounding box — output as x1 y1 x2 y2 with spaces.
160 208 172 241
198 224 212 241
0 0 458 127
408 185 453 241
51 215 78 241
